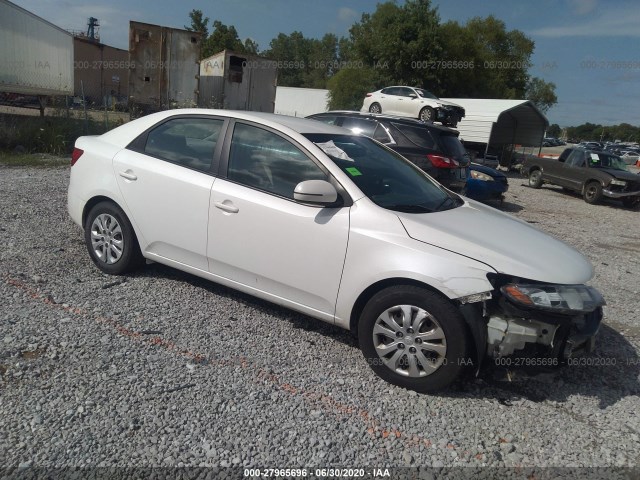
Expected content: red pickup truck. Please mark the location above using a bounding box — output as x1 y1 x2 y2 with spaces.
522 147 640 207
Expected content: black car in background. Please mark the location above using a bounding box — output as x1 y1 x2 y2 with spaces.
307 111 470 189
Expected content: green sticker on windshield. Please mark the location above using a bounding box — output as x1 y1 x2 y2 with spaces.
346 167 362 177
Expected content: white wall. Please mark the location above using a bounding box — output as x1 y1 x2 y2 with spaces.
274 86 329 118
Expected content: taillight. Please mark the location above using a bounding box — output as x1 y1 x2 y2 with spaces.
427 154 459 168
71 147 84 166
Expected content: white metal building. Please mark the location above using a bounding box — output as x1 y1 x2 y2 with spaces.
441 98 548 152
274 86 330 117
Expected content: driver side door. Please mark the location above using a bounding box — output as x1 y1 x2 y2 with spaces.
207 121 351 320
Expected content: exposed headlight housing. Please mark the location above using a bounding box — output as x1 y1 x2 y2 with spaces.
610 179 626 186
470 170 494 181
501 283 605 314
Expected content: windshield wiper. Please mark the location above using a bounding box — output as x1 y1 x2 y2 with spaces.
385 203 434 213
434 195 458 212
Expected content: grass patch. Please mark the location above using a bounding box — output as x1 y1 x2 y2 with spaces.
0 151 69 167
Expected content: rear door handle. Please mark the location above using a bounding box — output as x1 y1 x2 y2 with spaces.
119 171 137 181
214 201 239 214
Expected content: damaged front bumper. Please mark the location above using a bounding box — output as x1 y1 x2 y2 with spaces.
459 279 605 367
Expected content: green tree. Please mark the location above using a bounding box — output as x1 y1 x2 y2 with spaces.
327 66 380 110
348 0 442 88
438 16 534 98
525 77 558 113
185 10 259 58
185 9 209 37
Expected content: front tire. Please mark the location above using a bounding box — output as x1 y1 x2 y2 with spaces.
369 103 382 114
84 201 144 275
358 286 469 393
419 107 435 123
583 181 603 204
528 169 543 188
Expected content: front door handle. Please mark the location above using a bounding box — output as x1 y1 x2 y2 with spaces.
214 201 239 214
119 171 137 181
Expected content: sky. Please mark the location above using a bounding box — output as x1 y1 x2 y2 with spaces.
11 0 639 128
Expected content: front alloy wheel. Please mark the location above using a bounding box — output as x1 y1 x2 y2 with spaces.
372 305 447 378
358 286 469 393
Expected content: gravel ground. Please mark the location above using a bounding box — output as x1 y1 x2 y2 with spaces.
1 165 639 476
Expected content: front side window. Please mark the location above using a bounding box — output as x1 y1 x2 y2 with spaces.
144 117 223 171
227 123 327 199
305 133 460 213
566 151 585 167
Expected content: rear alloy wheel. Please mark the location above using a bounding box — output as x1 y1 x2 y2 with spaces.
369 103 382 114
84 201 144 275
583 181 603 204
419 107 435 123
358 286 469 393
528 169 543 188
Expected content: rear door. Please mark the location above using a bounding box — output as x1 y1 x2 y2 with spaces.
207 121 350 319
113 115 227 270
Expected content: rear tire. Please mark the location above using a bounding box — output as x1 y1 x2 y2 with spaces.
583 181 603 204
528 169 543 188
84 201 144 275
358 286 469 393
369 103 382 114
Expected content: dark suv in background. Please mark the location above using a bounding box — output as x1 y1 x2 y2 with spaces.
307 111 470 190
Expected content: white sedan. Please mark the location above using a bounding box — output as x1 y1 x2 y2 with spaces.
68 109 604 393
361 86 465 127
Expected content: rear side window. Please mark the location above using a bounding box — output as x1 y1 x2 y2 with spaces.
390 123 436 149
227 123 327 199
144 118 223 172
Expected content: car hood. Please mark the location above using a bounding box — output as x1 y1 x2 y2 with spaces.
596 168 639 181
434 99 464 109
396 200 594 285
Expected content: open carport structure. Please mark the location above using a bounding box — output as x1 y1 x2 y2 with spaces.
441 98 548 163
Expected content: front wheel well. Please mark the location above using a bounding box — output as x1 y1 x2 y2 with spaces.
349 278 454 336
582 179 603 191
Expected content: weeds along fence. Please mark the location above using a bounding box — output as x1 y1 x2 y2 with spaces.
0 93 130 155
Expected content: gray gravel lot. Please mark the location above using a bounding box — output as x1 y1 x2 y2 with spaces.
1 165 639 474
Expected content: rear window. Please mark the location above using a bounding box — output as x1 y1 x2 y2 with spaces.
439 134 467 158
389 123 436 149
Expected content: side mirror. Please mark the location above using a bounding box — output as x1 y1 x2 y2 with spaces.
409 94 418 99
293 180 338 205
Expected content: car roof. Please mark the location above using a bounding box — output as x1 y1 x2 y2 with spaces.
309 110 460 135
100 109 349 147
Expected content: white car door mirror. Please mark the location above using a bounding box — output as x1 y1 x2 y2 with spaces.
293 180 338 205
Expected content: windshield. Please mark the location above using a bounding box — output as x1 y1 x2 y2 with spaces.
304 134 461 213
587 152 629 171
414 88 438 99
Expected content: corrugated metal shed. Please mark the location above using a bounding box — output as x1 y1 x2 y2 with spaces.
441 98 548 147
199 50 277 112
0 0 73 96
274 86 329 117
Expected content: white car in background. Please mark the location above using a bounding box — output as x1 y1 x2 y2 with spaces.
68 109 604 393
362 86 466 127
